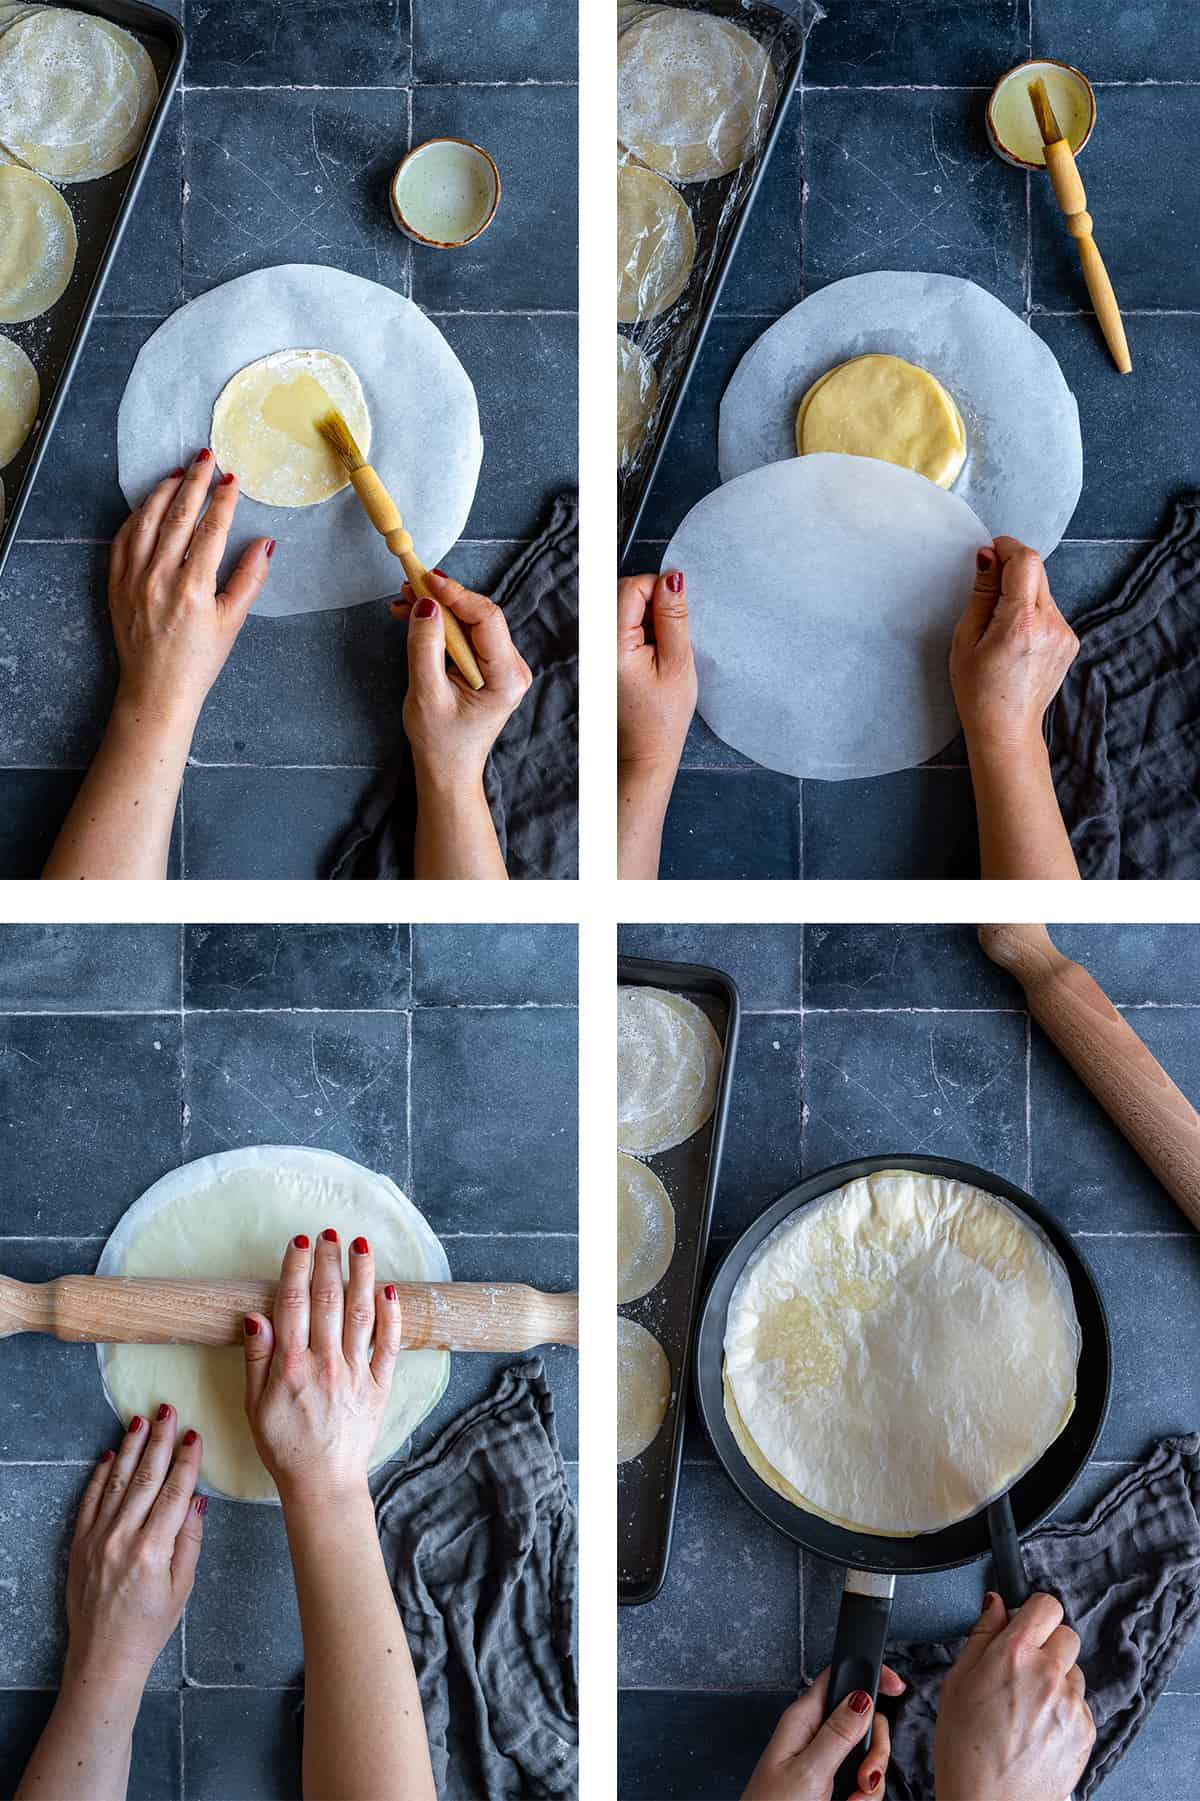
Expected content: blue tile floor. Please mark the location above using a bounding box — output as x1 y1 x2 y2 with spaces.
616 922 1200 1798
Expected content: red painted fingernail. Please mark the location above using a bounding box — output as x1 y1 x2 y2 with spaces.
101 1449 115 1464
129 1416 144 1434
666 569 684 592
868 1774 882 1792
183 1429 198 1447
849 1690 871 1716
385 1284 397 1302
169 467 184 478
321 1227 338 1243
195 1495 208 1515
244 1316 260 1337
976 547 996 572
219 471 236 486
414 597 437 619
157 1403 171 1422
352 1236 369 1255
264 539 276 558
432 568 449 579
196 448 212 464
983 1591 999 1610
293 1234 309 1250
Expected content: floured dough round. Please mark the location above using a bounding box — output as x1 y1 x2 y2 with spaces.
796 354 966 490
618 161 695 324
618 1151 675 1304
618 8 777 182
210 348 372 509
0 335 38 466
723 1169 1081 1535
618 986 722 1156
0 165 76 322
0 8 157 182
618 334 658 470
618 1315 671 1463
97 1147 451 1503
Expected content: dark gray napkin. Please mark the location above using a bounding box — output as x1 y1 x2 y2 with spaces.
328 492 578 881
374 1360 578 1801
1047 495 1200 879
873 1436 1200 1800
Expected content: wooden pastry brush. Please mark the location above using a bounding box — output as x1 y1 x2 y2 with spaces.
316 408 484 690
1028 77 1132 374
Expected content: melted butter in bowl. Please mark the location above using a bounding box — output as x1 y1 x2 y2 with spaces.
390 138 501 248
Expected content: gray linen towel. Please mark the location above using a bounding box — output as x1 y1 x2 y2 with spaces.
866 1436 1200 1800
374 1360 578 1800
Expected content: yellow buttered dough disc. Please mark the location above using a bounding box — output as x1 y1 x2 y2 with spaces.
0 165 76 323
618 1315 672 1464
210 348 372 509
796 353 966 490
617 1150 675 1304
0 335 38 467
618 335 657 471
618 162 695 324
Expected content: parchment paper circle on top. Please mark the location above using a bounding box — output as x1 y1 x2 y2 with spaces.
666 453 990 781
719 272 1082 559
117 265 483 617
95 1145 451 1503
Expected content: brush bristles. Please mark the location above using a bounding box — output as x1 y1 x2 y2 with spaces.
1028 77 1063 148
316 408 367 472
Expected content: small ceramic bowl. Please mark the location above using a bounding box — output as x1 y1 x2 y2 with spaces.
986 58 1096 170
389 137 501 249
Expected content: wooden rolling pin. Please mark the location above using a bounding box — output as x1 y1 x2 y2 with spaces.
0 1276 578 1353
978 924 1200 1230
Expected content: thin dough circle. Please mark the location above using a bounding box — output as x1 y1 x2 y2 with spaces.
723 1169 1081 1536
618 986 722 1156
618 1315 671 1463
618 9 777 182
0 165 76 323
796 353 966 490
97 1147 451 1503
0 335 38 467
210 348 372 509
618 162 695 324
0 9 157 182
618 334 658 471
618 1151 676 1304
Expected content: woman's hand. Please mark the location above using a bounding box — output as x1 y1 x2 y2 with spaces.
935 1591 1095 1801
742 1667 906 1801
241 1231 404 1507
950 538 1078 757
67 1407 206 1685
393 570 532 783
108 450 274 731
617 570 696 878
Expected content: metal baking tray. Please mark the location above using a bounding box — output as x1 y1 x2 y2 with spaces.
618 0 817 562
618 954 741 1605
0 0 185 583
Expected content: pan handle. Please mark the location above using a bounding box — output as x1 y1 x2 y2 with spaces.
987 1492 1031 1611
828 1570 895 1799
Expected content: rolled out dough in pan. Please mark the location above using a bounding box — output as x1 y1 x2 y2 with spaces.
720 272 1082 558
618 161 696 324
0 8 157 183
0 335 38 466
618 8 777 182
666 452 990 780
96 1146 451 1503
723 1169 1081 1536
618 1315 671 1464
0 165 76 323
617 1150 675 1304
618 986 721 1156
117 265 483 617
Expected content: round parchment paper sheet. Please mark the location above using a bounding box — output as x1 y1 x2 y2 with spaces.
618 334 658 471
618 161 696 324
618 985 722 1156
0 335 38 466
618 1151 676 1304
0 8 157 182
723 1169 1081 1536
117 264 483 617
618 1315 671 1464
211 348 371 509
720 271 1082 558
96 1146 451 1503
666 452 990 780
0 165 76 323
618 8 777 182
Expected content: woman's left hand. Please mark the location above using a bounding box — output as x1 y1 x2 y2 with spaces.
742 1666 906 1801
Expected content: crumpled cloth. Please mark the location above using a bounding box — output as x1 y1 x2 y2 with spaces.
329 492 579 880
1047 495 1200 879
867 1437 1200 1800
374 1360 579 1800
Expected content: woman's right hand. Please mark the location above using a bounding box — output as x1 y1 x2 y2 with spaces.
935 1591 1095 1801
949 538 1078 756
241 1231 405 1507
393 570 532 783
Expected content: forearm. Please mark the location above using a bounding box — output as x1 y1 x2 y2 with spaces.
282 1484 435 1801
16 1652 144 1801
617 760 675 880
413 766 507 880
966 735 1080 880
43 694 196 880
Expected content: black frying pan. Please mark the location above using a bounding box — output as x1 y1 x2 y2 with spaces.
695 1154 1112 1791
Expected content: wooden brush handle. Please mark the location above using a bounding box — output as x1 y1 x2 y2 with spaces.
977 924 1200 1229
349 467 484 690
0 1275 579 1353
1043 141 1132 375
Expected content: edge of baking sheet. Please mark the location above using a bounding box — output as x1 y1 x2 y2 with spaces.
0 0 186 582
